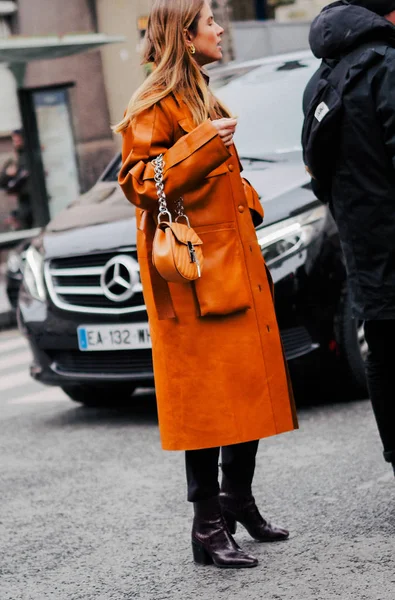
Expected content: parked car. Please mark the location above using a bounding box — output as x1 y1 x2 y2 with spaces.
6 241 30 311
17 51 368 407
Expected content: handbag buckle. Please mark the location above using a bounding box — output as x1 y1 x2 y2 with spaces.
175 214 191 228
187 241 201 277
158 210 172 223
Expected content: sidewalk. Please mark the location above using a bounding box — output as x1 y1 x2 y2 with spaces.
0 264 14 329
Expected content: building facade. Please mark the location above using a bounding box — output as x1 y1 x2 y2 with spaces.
95 0 151 144
14 0 117 193
231 0 264 20
0 0 151 235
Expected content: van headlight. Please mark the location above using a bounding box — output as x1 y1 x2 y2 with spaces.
7 249 23 274
23 246 46 302
257 206 326 266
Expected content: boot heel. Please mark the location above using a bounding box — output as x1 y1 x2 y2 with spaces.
223 513 237 535
192 540 214 565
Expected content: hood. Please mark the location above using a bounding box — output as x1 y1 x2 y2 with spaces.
43 214 137 260
42 156 316 260
43 181 136 259
241 155 316 226
46 181 133 233
309 1 395 59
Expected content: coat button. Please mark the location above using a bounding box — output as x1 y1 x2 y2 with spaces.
238 205 244 213
228 164 234 172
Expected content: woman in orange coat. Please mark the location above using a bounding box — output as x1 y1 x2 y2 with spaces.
115 0 298 569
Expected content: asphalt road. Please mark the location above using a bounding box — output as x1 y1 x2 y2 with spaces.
0 327 394 600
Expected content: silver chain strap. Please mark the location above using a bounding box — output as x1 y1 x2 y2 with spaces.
152 154 190 226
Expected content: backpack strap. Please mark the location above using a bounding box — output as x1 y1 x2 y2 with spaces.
327 42 387 90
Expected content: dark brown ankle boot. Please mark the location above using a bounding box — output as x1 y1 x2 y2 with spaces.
220 483 289 543
191 496 258 568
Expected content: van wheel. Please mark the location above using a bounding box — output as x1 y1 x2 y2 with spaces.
334 286 368 397
61 384 136 407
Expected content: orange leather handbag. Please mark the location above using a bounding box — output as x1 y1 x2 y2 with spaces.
151 154 203 284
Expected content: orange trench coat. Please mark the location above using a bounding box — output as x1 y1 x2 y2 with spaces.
119 93 298 451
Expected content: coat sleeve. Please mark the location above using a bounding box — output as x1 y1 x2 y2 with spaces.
242 177 264 227
119 101 231 212
375 56 395 170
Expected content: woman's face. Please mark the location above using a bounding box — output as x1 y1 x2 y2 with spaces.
189 1 224 66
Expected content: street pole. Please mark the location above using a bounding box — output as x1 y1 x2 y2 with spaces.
255 0 267 19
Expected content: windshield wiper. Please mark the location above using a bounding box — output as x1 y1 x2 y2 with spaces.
239 156 277 163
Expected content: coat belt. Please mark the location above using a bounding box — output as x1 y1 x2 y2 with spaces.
139 210 176 320
147 257 176 320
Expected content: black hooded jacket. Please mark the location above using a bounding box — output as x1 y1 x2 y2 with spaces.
304 2 395 320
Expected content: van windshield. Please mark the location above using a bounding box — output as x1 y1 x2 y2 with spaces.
215 57 318 158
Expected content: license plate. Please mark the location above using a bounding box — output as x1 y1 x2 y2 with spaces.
77 324 151 351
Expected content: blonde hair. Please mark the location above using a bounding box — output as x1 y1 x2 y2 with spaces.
113 0 230 134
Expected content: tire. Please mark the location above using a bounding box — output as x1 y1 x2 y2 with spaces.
61 384 137 408
334 286 368 398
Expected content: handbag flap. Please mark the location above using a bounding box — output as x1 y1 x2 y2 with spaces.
159 221 203 246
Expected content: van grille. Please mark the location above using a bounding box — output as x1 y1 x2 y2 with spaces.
281 326 318 361
44 249 145 315
48 349 153 379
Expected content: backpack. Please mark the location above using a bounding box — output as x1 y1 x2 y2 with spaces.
302 43 387 197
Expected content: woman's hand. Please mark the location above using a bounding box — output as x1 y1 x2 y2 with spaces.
5 164 17 177
211 118 238 147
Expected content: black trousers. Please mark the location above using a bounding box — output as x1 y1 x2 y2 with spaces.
185 440 259 502
364 320 395 464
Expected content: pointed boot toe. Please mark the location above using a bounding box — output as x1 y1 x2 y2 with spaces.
255 521 289 542
192 537 258 569
220 490 289 543
192 497 258 568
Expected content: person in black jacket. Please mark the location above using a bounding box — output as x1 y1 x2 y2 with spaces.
303 0 395 475
0 130 32 230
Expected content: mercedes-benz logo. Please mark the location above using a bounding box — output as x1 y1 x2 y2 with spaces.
100 255 140 303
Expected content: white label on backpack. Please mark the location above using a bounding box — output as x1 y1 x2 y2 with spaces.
314 102 330 122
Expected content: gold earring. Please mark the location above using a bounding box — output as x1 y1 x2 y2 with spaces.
189 44 196 55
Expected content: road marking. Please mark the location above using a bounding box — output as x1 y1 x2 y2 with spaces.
0 329 20 341
377 472 393 484
357 471 394 491
0 370 31 392
0 349 31 372
0 336 28 354
9 387 68 405
357 481 374 491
